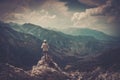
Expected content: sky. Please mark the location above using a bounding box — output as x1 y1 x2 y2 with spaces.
0 0 120 36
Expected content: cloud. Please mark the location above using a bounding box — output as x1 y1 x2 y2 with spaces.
40 0 70 16
71 0 120 36
78 0 107 6
103 0 120 36
71 6 104 22
5 9 56 27
104 0 120 22
78 0 99 6
0 0 30 20
59 0 94 12
0 0 120 36
3 0 73 28
71 0 112 21
71 4 106 30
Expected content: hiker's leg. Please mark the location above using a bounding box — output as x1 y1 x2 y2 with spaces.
43 52 45 57
45 51 47 61
43 51 46 61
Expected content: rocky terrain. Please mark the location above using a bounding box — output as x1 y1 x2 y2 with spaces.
0 21 120 80
0 55 120 80
0 63 31 80
0 55 69 80
81 67 120 80
31 55 69 80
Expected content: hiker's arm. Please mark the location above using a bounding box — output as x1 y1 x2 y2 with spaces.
41 44 43 48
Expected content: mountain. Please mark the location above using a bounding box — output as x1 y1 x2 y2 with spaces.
67 47 120 72
61 28 116 40
0 22 42 70
97 48 120 70
66 47 120 80
9 22 118 57
1 21 119 68
31 55 69 80
0 56 69 80
0 55 120 80
0 21 81 69
0 63 31 80
0 21 120 80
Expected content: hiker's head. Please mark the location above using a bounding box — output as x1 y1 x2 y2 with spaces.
43 40 47 43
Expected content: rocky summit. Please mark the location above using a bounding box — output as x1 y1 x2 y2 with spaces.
0 55 120 80
30 55 69 80
0 55 70 80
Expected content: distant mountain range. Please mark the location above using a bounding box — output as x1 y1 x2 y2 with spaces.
0 21 120 69
0 21 74 69
9 22 118 56
0 21 120 80
0 21 43 69
60 28 118 41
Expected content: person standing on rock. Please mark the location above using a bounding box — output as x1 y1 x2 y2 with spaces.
41 40 49 61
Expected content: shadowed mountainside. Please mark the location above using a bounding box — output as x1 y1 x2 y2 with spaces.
66 47 120 72
0 54 120 80
0 22 42 70
9 22 118 56
0 21 80 69
0 56 70 80
0 21 120 80
60 28 118 41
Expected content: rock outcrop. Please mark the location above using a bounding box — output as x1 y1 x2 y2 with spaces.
0 55 120 80
0 63 31 80
81 67 120 80
0 55 69 80
31 55 69 80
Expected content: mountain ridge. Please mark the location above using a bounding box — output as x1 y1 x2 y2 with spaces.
1 21 120 68
0 21 120 80
7 22 120 56
60 28 117 41
0 21 81 69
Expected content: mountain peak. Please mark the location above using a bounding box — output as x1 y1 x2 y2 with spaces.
0 55 70 80
31 55 62 76
31 55 69 79
23 23 43 29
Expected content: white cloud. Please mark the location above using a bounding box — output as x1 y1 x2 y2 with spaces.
6 9 56 27
70 0 115 35
71 5 105 30
3 0 116 36
5 0 72 28
40 0 70 16
71 5 105 22
71 0 113 22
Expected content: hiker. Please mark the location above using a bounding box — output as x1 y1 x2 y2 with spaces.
41 40 49 61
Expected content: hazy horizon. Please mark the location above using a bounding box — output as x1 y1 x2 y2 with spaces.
6 21 115 37
0 0 120 36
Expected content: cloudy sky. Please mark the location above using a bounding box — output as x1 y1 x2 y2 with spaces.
0 0 120 36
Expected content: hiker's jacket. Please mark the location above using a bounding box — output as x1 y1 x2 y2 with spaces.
41 43 49 51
